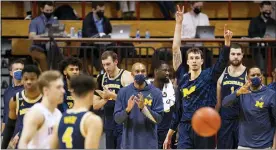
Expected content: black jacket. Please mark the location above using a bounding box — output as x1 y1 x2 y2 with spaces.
82 12 112 37
248 14 276 38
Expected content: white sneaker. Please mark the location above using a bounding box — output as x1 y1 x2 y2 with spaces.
24 15 32 20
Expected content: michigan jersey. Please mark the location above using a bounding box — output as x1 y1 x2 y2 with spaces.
101 69 125 130
58 110 90 149
220 67 247 119
13 90 42 137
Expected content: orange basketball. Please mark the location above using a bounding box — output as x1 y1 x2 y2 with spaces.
191 107 221 137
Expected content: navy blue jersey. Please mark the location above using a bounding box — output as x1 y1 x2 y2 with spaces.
58 79 74 112
58 111 89 149
101 69 125 130
223 86 276 148
170 46 230 130
3 85 23 124
13 90 42 136
220 67 247 119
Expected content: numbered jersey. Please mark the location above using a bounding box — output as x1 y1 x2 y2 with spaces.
58 110 90 149
101 69 125 130
220 67 247 119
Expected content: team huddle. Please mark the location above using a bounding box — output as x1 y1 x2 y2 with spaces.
1 5 276 149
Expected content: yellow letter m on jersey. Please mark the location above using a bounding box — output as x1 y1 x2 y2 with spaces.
255 101 264 108
183 86 196 98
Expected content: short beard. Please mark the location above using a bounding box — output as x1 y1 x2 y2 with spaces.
230 60 242 67
159 77 170 84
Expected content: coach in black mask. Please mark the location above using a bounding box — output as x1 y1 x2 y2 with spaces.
248 1 276 38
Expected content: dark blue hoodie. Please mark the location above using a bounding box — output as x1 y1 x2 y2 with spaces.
223 86 276 148
114 83 164 149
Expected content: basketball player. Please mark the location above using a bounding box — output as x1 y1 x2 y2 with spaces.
114 62 164 149
18 71 64 149
2 59 24 133
268 67 276 92
93 51 133 149
58 57 82 112
163 5 232 149
216 43 247 149
148 61 177 149
50 74 103 149
1 65 42 149
223 66 276 149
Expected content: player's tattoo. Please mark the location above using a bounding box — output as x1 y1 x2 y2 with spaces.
173 51 182 71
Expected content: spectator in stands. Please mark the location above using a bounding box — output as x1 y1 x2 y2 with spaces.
248 1 276 38
248 1 276 73
81 1 112 73
120 1 136 20
1 59 24 134
181 1 209 39
29 1 58 72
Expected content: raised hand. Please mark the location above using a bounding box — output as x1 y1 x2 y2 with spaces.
126 95 135 113
237 81 251 96
135 93 145 109
175 5 184 24
224 24 233 46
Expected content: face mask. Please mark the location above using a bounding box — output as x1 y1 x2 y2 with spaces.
262 12 271 19
96 11 104 19
193 7 201 15
134 74 146 85
43 12 53 19
13 70 22 80
251 77 262 87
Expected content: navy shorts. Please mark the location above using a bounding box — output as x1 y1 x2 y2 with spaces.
158 129 177 149
177 122 216 149
105 128 122 149
217 119 239 149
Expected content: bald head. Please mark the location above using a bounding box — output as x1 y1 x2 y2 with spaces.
131 63 147 76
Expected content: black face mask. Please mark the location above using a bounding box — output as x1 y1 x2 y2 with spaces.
193 7 201 15
96 11 104 19
262 12 271 19
43 12 53 19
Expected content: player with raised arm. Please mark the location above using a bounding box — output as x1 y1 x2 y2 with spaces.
163 5 232 149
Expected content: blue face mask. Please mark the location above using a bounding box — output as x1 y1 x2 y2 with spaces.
251 77 261 87
134 74 146 85
13 70 22 80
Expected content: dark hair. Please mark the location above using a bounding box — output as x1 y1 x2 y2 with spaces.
37 71 62 94
40 2 54 8
70 74 96 97
155 61 169 71
260 1 271 7
9 58 25 71
59 57 82 74
101 51 118 61
22 65 41 77
186 47 204 59
92 2 105 9
230 43 244 53
247 66 261 75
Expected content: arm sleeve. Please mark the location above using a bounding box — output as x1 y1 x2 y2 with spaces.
170 87 182 131
29 20 37 33
211 46 230 81
142 90 164 124
1 118 16 149
222 91 240 107
114 90 129 124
